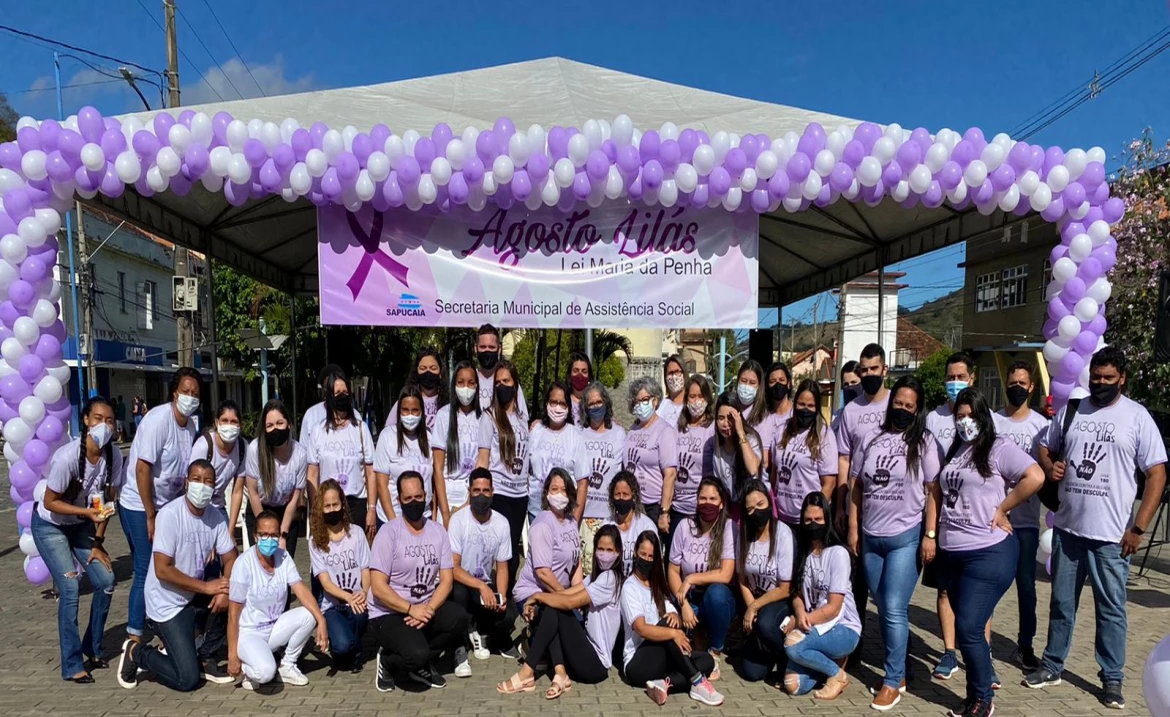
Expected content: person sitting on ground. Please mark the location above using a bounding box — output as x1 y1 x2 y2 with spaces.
512 468 582 615
604 471 659 574
736 480 794 683
308 479 371 672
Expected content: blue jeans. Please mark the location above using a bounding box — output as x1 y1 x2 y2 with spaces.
324 605 368 666
1041 529 1128 683
119 507 151 637
740 600 790 681
687 583 735 653
784 623 859 695
1014 528 1039 651
134 603 202 692
30 513 116 679
942 536 1018 702
862 523 921 687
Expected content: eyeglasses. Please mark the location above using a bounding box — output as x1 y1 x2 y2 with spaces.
256 532 279 541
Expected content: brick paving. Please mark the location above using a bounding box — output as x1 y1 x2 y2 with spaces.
2 475 1168 715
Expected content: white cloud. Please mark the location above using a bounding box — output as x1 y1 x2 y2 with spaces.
183 55 316 105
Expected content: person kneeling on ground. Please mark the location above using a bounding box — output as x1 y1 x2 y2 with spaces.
118 460 238 692
308 479 371 672
369 471 469 692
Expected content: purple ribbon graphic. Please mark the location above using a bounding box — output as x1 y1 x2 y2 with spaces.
345 210 410 299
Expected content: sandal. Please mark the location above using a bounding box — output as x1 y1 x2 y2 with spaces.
545 674 572 700
496 673 536 694
86 656 109 670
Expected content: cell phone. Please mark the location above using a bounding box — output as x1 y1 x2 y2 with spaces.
780 616 793 633
480 593 505 606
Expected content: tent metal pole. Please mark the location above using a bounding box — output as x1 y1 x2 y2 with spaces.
290 294 298 421
584 328 593 362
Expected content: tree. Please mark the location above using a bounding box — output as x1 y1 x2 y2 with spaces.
915 349 951 409
0 92 18 143
1101 130 1170 410
509 329 630 409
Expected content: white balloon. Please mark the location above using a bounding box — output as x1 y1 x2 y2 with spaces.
782 196 803 213
1064 148 1087 179
755 150 778 179
31 299 56 328
200 173 224 193
566 134 589 169
604 167 624 199
146 165 169 193
445 139 466 170
946 180 968 204
658 121 678 142
430 157 452 186
507 133 531 167
3 417 32 447
366 151 390 182
260 122 282 153
304 149 328 178
1074 297 1099 323
115 151 142 183
675 163 698 193
1046 165 1069 192
541 176 561 206
1038 528 1055 556
1068 234 1092 262
891 180 910 202
722 187 743 211
711 131 731 162
3 442 18 463
18 395 45 424
20 150 48 181
909 165 933 194
289 163 311 195
553 158 576 188
321 130 344 161
1052 257 1078 283
826 131 846 158
963 160 988 187
16 116 38 131
226 120 249 152
480 174 496 196
858 157 882 187
155 147 181 177
1031 183 1052 211
1069 200 1090 220
802 173 822 200
1045 280 1062 302
1 233 27 263
227 154 251 185
467 189 487 212
598 119 611 142
612 115 633 146
417 175 437 204
18 531 38 557
46 361 70 385
492 155 515 184
872 137 896 165
525 190 544 211
1042 338 1069 363
998 185 1020 212
402 129 420 156
0 259 16 291
1086 146 1106 165
280 187 296 203
814 149 836 177
209 146 232 177
340 125 358 152
80 143 105 172
461 126 479 150
190 113 213 145
384 136 406 164
1087 220 1110 246
246 118 264 139
1057 315 1082 342
354 170 376 202
1018 170 1040 196
1 337 27 363
692 145 716 176
659 179 678 207
925 142 949 173
0 168 24 193
1142 634 1170 717
844 178 861 201
168 124 192 153
980 143 1005 171
17 217 46 248
740 168 758 192
1087 278 1112 304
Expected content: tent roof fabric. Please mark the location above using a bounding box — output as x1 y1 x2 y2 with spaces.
97 57 1022 305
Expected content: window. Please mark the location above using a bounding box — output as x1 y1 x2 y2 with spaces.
1042 260 1053 294
1001 264 1028 308
976 271 1000 313
118 271 127 314
147 280 158 321
137 281 153 331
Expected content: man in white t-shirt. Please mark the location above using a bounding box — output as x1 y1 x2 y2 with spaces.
118 460 239 692
448 468 517 664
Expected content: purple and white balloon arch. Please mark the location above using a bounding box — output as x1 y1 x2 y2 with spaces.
0 106 1122 583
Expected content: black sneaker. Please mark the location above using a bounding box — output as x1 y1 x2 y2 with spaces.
1022 668 1062 689
499 645 522 660
947 697 973 717
408 664 447 689
1101 682 1125 709
201 659 234 685
375 648 395 693
1017 647 1040 672
117 639 138 689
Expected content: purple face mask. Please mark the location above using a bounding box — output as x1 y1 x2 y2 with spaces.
596 550 618 571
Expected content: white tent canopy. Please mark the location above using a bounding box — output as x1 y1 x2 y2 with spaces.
97 57 1021 306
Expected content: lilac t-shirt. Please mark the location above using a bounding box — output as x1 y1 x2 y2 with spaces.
622 417 679 503
1041 395 1168 542
384 392 441 432
584 570 621 670
994 409 1051 530
477 410 530 499
771 425 839 524
581 425 628 519
513 511 580 604
800 545 861 636
833 391 891 461
244 438 310 506
939 437 1037 551
704 432 763 501
927 403 958 462
656 398 684 428
742 525 795 596
757 409 792 455
526 423 588 517
373 428 434 522
673 421 714 516
669 517 735 579
305 421 376 498
308 524 370 612
368 517 453 616
851 429 941 537
477 371 529 422
605 513 659 574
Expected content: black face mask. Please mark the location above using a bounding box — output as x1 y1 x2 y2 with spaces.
323 510 344 526
478 350 499 371
333 393 352 412
793 408 816 429
612 498 635 518
265 427 290 447
860 374 884 396
1005 385 1030 408
494 384 516 407
801 522 828 543
842 385 863 405
746 508 770 536
416 371 440 391
634 556 655 578
470 494 493 517
401 500 426 523
1090 381 1120 406
889 408 915 431
767 382 789 403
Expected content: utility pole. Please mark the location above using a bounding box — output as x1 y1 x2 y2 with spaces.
163 0 180 108
76 202 98 395
163 0 193 368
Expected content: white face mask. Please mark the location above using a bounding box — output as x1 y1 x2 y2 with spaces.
88 423 112 450
955 416 980 443
401 414 422 431
633 399 654 422
737 382 757 405
455 386 477 406
547 492 570 511
175 394 200 417
217 424 240 443
546 404 568 424
186 481 214 509
665 374 685 394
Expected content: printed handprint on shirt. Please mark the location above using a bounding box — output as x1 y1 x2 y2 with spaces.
943 470 963 510
335 570 359 593
775 452 797 485
589 457 609 489
511 443 529 475
1072 443 1107 481
867 454 899 488
677 452 697 485
410 564 436 600
625 446 638 473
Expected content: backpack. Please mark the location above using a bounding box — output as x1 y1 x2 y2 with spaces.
1036 398 1081 513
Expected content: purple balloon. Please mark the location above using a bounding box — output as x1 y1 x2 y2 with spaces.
9 460 39 491
382 173 404 207
1049 244 1069 266
1080 162 1105 190
990 165 1016 192
938 161 963 190
396 156 421 186
842 140 865 169
527 153 550 183
678 129 699 162
881 161 903 187
1008 142 1032 173
724 148 747 178
1045 512 1056 530
829 163 853 192
585 150 609 181
1088 314 1108 337
510 171 532 200
951 140 977 167
413 138 436 171
1042 319 1058 341
895 140 923 171
0 301 22 329
1077 257 1103 283
17 354 44 383
1073 330 1098 355
320 168 342 200
462 156 484 184
909 128 932 150
572 172 592 200
853 123 881 153
767 172 790 200
351 134 373 165
1083 206 1104 227
309 122 328 148
1050 380 1074 402
212 112 232 145
290 129 312 160
787 153 812 182
1043 147 1065 177
600 140 618 163
271 144 295 174
627 175 644 201
47 320 66 343
100 164 124 198
3 189 32 221
750 188 771 212
692 183 709 207
639 130 661 165
185 144 211 177
25 555 49 584
547 127 568 160
616 145 641 176
23 439 50 470
1061 276 1087 302
1102 197 1125 223
923 181 944 208
475 132 498 163
708 167 732 196
132 130 160 159
152 113 175 144
243 139 267 168
1048 297 1073 321
973 181 995 205
659 140 681 173
446 172 469 204
1063 182 1085 209
8 280 35 309
642 160 664 190
0 374 31 403
431 124 453 155
259 160 282 193
334 152 360 182
1059 352 1085 381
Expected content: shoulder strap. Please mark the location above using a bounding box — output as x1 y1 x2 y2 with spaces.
1055 398 1082 457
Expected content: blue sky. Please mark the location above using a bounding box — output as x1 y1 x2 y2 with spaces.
3 1 1169 334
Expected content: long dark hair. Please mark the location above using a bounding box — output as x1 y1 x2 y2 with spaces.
541 380 574 428
792 491 839 599
634 529 670 616
490 360 521 468
691 477 731 574
202 400 242 461
409 346 447 405
395 383 430 457
951 387 997 478
714 391 762 489
541 467 578 517
877 375 928 477
678 373 714 433
445 360 481 474
70 396 116 503
737 360 768 426
781 380 825 457
591 523 625 585
257 399 292 500
322 369 357 433
609 470 644 517
765 361 793 412
736 479 776 580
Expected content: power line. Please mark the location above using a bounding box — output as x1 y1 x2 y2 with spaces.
175 5 245 100
134 0 225 103
199 0 266 97
0 24 163 77
8 78 125 94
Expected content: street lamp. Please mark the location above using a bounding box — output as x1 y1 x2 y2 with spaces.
240 319 288 407
118 67 153 111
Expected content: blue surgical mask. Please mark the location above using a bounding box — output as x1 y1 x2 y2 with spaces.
945 381 968 404
257 537 279 557
737 382 758 406
586 405 606 423
633 400 654 422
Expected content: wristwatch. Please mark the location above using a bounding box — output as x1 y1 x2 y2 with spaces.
1131 525 1145 536
925 529 937 540
280 531 289 540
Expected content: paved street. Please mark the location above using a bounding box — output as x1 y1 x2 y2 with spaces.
2 478 1168 716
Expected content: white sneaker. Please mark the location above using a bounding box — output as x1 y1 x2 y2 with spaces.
278 664 309 686
454 647 473 678
240 677 257 691
469 631 490 661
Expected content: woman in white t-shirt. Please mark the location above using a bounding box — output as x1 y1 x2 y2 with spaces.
241 400 311 557
497 524 623 697
620 530 722 707
432 361 482 521
228 510 328 690
307 479 370 672
526 381 587 525
603 470 659 576
304 371 376 538
374 384 432 525
190 400 244 526
31 396 123 683
735 480 794 683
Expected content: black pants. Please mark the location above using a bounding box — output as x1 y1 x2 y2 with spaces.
452 582 517 652
196 561 227 661
346 496 370 532
371 602 469 674
525 607 608 684
667 509 690 552
245 501 301 558
623 619 714 689
492 494 528 587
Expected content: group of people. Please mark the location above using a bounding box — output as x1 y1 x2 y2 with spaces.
30 324 1166 717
